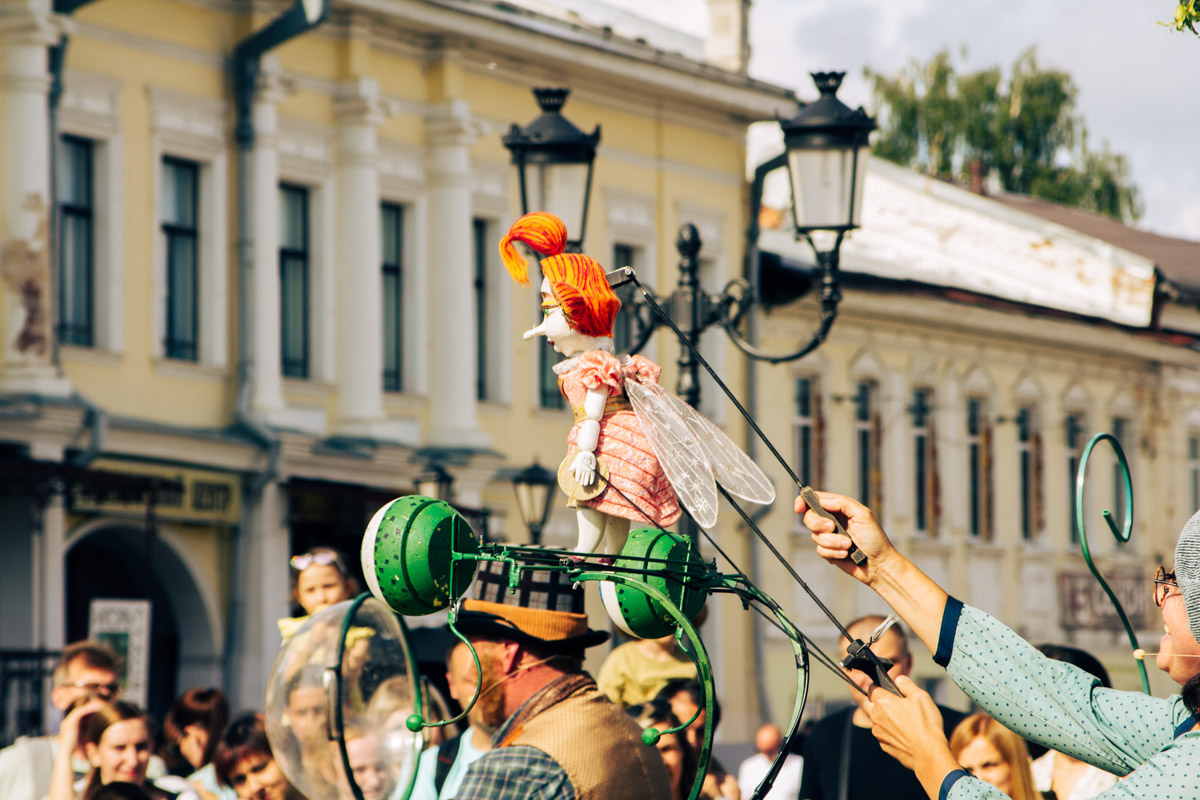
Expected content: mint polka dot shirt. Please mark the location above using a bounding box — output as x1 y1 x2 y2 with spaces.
936 598 1200 800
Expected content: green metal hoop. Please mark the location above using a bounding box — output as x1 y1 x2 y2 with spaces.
1074 432 1148 694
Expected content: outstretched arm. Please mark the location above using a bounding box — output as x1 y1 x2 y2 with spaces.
795 491 948 653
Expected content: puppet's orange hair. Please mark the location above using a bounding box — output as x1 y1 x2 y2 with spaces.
498 212 620 339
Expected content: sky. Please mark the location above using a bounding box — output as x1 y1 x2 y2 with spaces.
590 0 1200 240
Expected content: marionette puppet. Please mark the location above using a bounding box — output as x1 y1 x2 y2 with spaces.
498 212 775 559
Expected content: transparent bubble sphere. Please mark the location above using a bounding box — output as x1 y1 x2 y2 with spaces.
265 596 423 800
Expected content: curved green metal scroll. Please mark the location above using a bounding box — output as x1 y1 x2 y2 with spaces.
1074 432 1148 694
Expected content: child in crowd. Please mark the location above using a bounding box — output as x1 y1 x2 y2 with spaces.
278 548 359 642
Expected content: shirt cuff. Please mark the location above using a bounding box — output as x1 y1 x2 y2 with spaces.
933 596 963 667
939 769 970 800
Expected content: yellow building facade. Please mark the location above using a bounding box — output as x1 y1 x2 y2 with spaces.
0 0 793 739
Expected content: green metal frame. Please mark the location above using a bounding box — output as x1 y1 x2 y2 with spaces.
1074 432 1148 694
418 543 808 800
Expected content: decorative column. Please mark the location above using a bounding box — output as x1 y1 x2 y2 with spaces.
228 478 290 708
332 78 410 441
248 57 287 417
424 101 488 449
0 5 69 395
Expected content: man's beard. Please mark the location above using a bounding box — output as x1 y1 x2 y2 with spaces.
474 651 509 733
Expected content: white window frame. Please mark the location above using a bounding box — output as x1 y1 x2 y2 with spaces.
148 88 228 369
472 161 511 406
58 70 123 355
278 118 335 385
911 386 935 537
379 139 426 397
606 188 657 355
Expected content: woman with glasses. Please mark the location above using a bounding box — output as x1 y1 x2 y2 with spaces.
796 492 1200 800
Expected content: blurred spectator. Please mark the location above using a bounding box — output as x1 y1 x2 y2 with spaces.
737 723 801 800
49 700 197 800
598 633 699 708
157 687 234 800
409 641 492 800
280 666 336 799
1029 645 1119 799
653 678 738 800
0 641 124 800
212 712 303 800
278 548 358 641
949 713 1039 800
798 615 966 800
628 700 698 800
333 725 394 800
87 782 153 800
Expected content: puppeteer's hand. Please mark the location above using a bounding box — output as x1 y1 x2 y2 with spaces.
571 451 597 487
862 675 959 796
794 491 898 586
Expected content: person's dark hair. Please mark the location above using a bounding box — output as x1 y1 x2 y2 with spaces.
1183 672 1200 717
160 687 230 774
285 664 328 703
1036 644 1112 688
54 640 120 685
653 678 721 732
80 702 152 798
627 699 698 800
85 781 153 800
212 712 275 787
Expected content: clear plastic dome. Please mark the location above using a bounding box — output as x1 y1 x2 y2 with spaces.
265 596 423 800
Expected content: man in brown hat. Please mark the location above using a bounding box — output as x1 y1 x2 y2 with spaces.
450 564 672 800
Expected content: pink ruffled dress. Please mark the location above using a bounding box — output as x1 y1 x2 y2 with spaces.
555 351 682 527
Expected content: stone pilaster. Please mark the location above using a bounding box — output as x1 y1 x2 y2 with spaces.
424 101 489 449
248 57 288 416
0 4 69 395
332 78 413 442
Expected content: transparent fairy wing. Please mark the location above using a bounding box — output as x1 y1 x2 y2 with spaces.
665 393 776 506
625 379 720 530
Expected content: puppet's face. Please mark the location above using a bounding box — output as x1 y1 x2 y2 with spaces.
524 295 586 356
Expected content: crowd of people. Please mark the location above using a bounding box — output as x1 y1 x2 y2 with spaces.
6 485 1198 800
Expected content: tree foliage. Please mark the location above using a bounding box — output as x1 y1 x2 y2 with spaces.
1172 0 1200 34
865 48 1142 223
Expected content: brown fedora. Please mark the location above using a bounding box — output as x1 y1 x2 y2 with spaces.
456 561 609 651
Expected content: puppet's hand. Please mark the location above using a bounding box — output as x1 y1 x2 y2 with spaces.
571 451 597 487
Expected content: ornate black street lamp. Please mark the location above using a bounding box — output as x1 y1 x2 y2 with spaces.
503 88 601 253
724 70 876 365
511 461 557 546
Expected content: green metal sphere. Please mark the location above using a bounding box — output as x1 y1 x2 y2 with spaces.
361 495 479 616
601 528 706 639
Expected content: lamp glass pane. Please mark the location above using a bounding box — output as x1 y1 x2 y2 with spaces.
531 481 553 529
514 482 537 528
850 145 869 227
532 162 588 237
788 145 857 230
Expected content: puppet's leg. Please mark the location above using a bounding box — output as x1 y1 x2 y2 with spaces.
604 516 630 557
575 507 606 554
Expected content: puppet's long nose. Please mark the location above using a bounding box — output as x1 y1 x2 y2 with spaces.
523 319 548 340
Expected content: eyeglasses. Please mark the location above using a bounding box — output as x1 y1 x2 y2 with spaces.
66 680 121 698
291 551 341 571
1154 566 1180 607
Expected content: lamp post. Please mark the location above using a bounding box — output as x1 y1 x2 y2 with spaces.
415 461 454 501
511 461 557 546
503 88 601 253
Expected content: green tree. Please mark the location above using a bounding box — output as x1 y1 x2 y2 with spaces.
865 48 1142 223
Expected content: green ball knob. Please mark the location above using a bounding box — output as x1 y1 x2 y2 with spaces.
642 727 662 746
406 714 425 733
361 496 480 616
